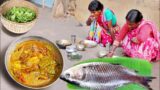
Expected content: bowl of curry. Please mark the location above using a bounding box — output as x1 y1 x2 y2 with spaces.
5 36 63 89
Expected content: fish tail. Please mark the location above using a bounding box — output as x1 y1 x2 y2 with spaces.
140 77 156 90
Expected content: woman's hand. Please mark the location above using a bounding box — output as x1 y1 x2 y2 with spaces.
86 15 95 26
106 44 118 57
89 15 96 21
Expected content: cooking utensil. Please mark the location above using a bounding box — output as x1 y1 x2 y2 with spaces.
79 40 97 48
5 36 63 89
76 44 85 51
97 50 107 58
56 39 72 49
66 45 77 53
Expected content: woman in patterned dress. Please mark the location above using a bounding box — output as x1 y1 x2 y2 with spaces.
107 9 160 62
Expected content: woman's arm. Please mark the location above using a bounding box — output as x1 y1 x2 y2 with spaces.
108 21 115 40
103 9 115 39
116 23 129 42
107 44 118 57
86 16 95 26
107 23 129 57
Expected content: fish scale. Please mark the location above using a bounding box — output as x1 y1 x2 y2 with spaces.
60 62 155 90
83 67 130 89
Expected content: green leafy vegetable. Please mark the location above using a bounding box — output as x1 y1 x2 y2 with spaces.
3 7 36 23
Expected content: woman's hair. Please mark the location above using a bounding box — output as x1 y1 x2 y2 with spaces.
88 0 104 11
126 9 143 23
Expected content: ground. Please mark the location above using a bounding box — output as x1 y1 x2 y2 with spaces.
0 7 159 90
75 0 160 30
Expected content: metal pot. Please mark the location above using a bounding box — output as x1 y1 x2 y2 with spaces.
5 36 63 89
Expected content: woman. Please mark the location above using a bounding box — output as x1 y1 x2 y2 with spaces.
107 9 160 62
86 0 119 47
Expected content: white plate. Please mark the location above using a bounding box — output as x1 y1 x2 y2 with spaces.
79 40 97 48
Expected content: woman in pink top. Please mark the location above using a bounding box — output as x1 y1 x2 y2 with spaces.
107 9 160 62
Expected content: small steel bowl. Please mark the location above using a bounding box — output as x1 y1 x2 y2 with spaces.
67 52 82 60
76 44 85 51
79 40 97 48
97 50 107 58
66 45 77 53
56 39 72 49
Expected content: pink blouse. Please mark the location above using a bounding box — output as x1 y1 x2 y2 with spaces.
116 23 152 43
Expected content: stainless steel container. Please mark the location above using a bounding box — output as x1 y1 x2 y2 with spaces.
76 44 85 51
67 52 82 60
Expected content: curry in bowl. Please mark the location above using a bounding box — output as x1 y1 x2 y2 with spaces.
6 37 63 88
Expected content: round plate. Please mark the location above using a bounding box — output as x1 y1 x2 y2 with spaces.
79 40 97 48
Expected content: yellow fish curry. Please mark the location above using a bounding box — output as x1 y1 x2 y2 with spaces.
8 40 63 87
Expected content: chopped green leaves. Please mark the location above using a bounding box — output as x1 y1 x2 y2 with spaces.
3 7 36 23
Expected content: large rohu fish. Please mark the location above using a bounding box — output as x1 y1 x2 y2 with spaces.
60 62 155 90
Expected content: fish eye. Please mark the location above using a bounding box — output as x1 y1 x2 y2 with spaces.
65 73 70 78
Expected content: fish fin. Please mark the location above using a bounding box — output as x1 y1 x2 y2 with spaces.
141 77 156 90
60 76 80 86
111 63 121 65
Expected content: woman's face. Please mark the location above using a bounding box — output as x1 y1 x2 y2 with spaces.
90 10 102 19
126 20 140 30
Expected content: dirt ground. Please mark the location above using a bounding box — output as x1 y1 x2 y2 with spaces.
0 0 159 90
75 0 160 30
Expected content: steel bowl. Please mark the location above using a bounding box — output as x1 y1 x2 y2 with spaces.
97 50 107 58
5 36 63 89
56 39 72 49
66 45 77 53
76 44 85 51
79 40 97 48
67 52 82 60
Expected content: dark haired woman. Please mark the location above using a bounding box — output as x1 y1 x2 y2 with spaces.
86 0 120 47
107 9 160 62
